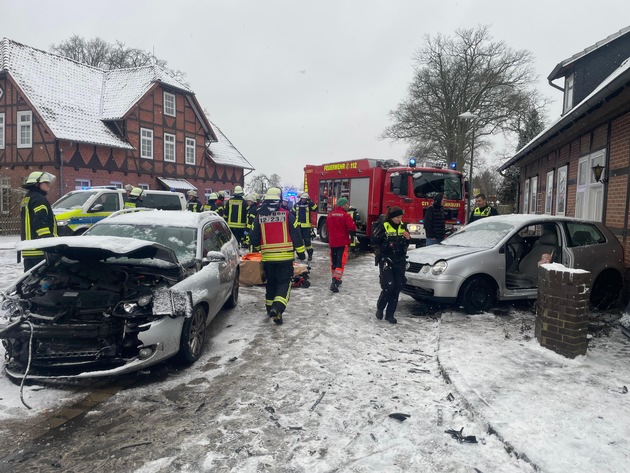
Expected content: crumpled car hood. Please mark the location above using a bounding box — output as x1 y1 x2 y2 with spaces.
407 245 485 265
16 235 179 265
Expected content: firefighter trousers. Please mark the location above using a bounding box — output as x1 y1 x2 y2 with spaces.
262 260 293 315
329 246 349 281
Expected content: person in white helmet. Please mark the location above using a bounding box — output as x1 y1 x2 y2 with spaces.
186 190 204 212
291 192 318 261
125 187 144 208
250 187 306 325
226 185 247 245
20 171 58 271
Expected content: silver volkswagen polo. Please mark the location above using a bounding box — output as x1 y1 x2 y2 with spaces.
0 210 239 379
403 214 624 314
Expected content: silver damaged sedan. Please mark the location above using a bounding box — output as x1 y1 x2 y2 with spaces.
0 210 239 379
403 214 624 314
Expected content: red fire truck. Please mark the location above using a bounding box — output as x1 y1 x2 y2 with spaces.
304 158 467 246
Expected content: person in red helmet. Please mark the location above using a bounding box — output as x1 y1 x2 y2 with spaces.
326 197 356 293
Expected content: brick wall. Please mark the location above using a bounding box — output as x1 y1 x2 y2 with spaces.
535 265 590 358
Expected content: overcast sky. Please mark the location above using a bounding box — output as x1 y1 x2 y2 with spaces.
2 1 628 187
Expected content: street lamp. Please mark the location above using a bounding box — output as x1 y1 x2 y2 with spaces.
458 111 479 222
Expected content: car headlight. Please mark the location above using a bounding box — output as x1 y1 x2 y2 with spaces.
57 220 69 226
407 224 419 232
431 260 448 275
123 302 138 313
137 295 152 307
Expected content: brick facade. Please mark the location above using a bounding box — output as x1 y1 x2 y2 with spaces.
0 75 244 215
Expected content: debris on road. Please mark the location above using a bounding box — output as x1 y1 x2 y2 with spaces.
445 427 478 443
388 412 411 421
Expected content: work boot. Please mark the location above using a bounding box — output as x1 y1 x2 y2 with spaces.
330 278 339 293
385 315 398 324
269 308 283 325
375 308 384 320
307 250 313 262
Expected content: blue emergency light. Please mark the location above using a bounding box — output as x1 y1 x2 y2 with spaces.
449 162 457 170
408 157 417 168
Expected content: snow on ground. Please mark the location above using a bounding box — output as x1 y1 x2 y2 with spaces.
0 236 629 472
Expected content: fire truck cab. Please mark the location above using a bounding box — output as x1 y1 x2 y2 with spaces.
304 158 466 247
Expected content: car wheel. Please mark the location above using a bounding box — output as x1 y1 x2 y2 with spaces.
223 272 240 309
318 220 329 243
590 270 622 311
459 277 496 314
177 305 207 364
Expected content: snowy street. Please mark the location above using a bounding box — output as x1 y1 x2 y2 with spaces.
1 238 629 472
0 239 534 472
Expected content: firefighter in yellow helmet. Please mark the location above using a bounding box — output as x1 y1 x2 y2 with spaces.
205 192 225 217
291 192 318 261
125 187 144 208
186 190 204 212
20 171 58 271
226 185 247 245
250 187 306 325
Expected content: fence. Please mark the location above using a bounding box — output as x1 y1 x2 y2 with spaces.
0 217 20 236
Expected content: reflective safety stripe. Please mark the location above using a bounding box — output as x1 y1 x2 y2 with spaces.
473 207 492 217
383 222 405 237
228 200 246 228
124 201 136 208
33 204 48 214
261 251 295 262
22 249 44 257
36 228 51 237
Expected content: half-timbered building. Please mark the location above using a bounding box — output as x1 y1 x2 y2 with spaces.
0 38 253 223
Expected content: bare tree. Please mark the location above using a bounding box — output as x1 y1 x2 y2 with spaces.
383 26 548 174
51 35 187 84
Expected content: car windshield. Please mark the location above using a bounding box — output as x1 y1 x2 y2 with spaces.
53 191 97 210
413 172 462 200
442 221 514 248
87 223 197 263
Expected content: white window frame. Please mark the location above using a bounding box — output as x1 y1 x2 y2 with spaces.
17 110 32 149
185 137 196 165
563 74 575 114
0 113 5 149
110 181 123 189
164 133 176 162
75 179 91 190
0 176 10 214
139 183 150 190
164 91 176 117
575 150 605 222
545 170 554 214
140 128 153 159
529 176 538 214
523 178 530 214
556 165 567 216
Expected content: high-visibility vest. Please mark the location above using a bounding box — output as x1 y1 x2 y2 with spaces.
227 197 246 228
473 206 492 218
292 200 318 228
20 190 57 258
259 209 295 261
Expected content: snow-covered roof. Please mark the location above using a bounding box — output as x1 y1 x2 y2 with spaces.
548 25 630 81
101 66 192 120
157 177 197 191
206 118 254 170
499 56 630 171
0 38 192 150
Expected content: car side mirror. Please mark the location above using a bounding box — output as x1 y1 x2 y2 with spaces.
89 203 104 213
202 251 226 265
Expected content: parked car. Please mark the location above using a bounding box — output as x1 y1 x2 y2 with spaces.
403 214 624 314
0 210 239 379
53 188 187 236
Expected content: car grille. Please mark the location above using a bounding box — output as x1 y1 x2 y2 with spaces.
407 262 425 273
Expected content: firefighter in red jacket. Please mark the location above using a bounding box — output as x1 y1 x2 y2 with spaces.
326 197 357 293
250 187 306 325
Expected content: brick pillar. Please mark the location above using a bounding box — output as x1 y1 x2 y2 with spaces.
535 264 591 358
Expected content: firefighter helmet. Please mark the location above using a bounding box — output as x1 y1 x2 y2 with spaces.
300 192 310 200
130 187 143 198
208 192 218 200
24 171 55 187
264 187 282 201
218 190 227 199
124 184 134 192
234 185 244 196
187 190 198 198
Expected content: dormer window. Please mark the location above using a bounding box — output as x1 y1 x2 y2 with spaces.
563 74 574 114
164 91 176 117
